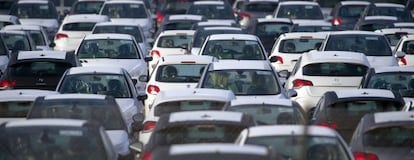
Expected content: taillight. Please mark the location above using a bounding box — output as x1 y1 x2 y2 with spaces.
150 50 161 57
353 152 378 160
239 12 251 18
0 80 16 89
400 57 407 65
156 12 164 23
147 85 160 95
55 33 68 40
332 18 342 26
317 122 337 129
143 121 156 132
276 56 284 64
142 152 152 160
292 79 313 89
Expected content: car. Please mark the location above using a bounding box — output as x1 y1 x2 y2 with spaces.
235 125 354 160
360 2 413 22
0 89 57 124
0 15 20 29
8 0 60 41
311 89 405 142
0 119 118 160
27 94 133 159
187 1 236 24
393 34 414 66
190 26 244 55
226 97 306 125
3 24 54 50
56 66 145 134
269 32 328 72
245 18 293 53
70 0 106 15
54 14 110 51
155 14 206 37
145 55 216 114
75 33 151 95
375 28 414 50
273 1 324 20
0 30 36 53
354 16 400 31
235 0 280 29
329 1 370 31
99 0 154 42
285 51 371 112
149 143 275 160
320 30 403 68
137 110 256 160
149 30 195 73
350 111 414 160
290 20 337 32
199 34 269 60
197 60 295 99
138 88 235 147
92 21 151 57
0 50 80 90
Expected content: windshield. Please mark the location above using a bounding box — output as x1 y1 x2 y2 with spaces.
277 5 324 20
0 126 107 160
157 35 193 48
78 39 140 59
101 3 148 18
155 101 225 116
93 26 143 42
302 63 368 76
202 70 280 95
10 3 58 19
228 105 304 125
155 64 206 83
367 72 414 97
279 38 324 53
1 34 31 52
10 61 71 77
72 1 104 14
244 2 279 13
63 22 96 31
202 40 265 60
364 125 414 147
0 101 33 118
338 5 367 18
59 74 132 98
255 23 291 36
188 4 234 20
29 99 126 130
324 34 392 56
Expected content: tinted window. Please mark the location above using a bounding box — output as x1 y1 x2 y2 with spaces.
63 22 96 31
366 72 414 97
10 3 58 19
255 23 291 36
359 23 393 31
155 64 206 82
368 6 412 22
10 62 71 77
244 2 279 12
161 0 194 14
78 39 140 59
72 1 104 14
338 5 367 18
193 29 243 48
277 5 323 19
384 32 408 46
303 63 368 76
402 40 414 55
328 101 401 117
52 0 76 7
93 26 143 42
1 34 31 52
325 34 392 56
228 105 304 125
188 4 235 20
154 101 225 116
164 22 196 31
364 125 414 147
28 30 45 46
101 3 148 18
0 101 33 118
157 35 193 48
203 40 265 60
279 38 324 53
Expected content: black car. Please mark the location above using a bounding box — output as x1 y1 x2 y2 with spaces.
350 111 414 160
329 1 371 30
0 50 80 90
311 89 405 142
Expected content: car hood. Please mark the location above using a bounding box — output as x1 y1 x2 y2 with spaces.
19 19 59 28
367 56 398 68
106 130 130 156
362 147 414 160
80 59 145 73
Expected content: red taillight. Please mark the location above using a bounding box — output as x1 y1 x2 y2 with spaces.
143 121 156 132
317 122 337 129
292 79 313 89
239 12 251 18
147 85 160 95
150 50 161 57
0 80 16 89
276 56 284 64
400 57 407 65
353 152 379 160
142 152 152 160
156 12 164 23
332 18 342 26
55 33 68 40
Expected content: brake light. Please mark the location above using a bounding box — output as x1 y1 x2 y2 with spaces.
317 122 337 129
292 79 313 89
147 85 160 95
143 121 156 132
150 50 161 57
0 80 16 89
239 12 251 18
156 12 164 23
332 18 342 26
276 56 284 64
55 33 68 40
400 57 407 65
353 152 378 160
142 152 152 160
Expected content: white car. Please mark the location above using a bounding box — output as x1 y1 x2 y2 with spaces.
3 24 53 50
0 15 20 29
190 26 243 55
75 33 151 95
54 14 109 51
92 21 151 57
269 32 328 72
235 125 354 160
273 1 324 20
393 34 414 66
99 0 154 42
149 30 195 73
285 51 371 112
56 66 145 134
145 54 216 113
139 88 235 146
0 89 57 124
375 28 414 50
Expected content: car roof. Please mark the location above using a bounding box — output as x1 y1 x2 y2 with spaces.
166 111 245 123
364 16 399 21
209 60 272 70
280 32 328 39
94 21 140 27
202 26 242 31
196 21 235 26
323 89 405 107
247 0 279 3
230 97 292 106
18 0 49 4
300 51 370 66
401 34 414 40
164 143 268 156
279 1 319 5
0 89 57 101
43 94 107 100
394 22 414 27
104 0 144 4
167 14 204 21
294 20 331 26
84 33 134 40
158 55 216 64
193 1 225 5
0 15 19 22
373 111 414 124
257 18 292 23
3 25 42 31
373 66 414 73
374 3 405 8
152 88 235 107
246 125 339 137
66 66 124 75
4 119 87 128
17 51 68 60
375 28 414 34
361 111 414 133
158 30 196 36
340 1 370 6
328 30 384 36
0 30 27 35
207 34 258 41
63 14 109 24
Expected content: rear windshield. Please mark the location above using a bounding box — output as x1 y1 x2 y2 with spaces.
368 6 412 22
366 72 414 97
93 26 143 42
1 34 31 52
359 23 394 32
28 30 46 46
72 1 104 14
338 5 367 18
277 5 323 20
193 29 243 47
244 2 279 13
63 22 96 31
155 64 206 82
157 35 193 48
188 4 234 20
255 23 291 36
324 34 392 56
327 101 401 117
279 38 324 53
0 101 33 118
302 63 368 76
10 3 58 19
364 125 414 147
203 40 265 60
228 105 304 125
161 0 194 14
101 3 148 18
165 22 196 31
78 39 140 59
385 33 408 46
10 61 71 77
154 101 225 116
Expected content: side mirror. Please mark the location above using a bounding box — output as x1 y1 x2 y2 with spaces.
269 56 278 63
49 42 56 48
138 75 148 82
287 89 297 97
278 70 290 79
144 56 153 62
138 94 148 101
395 51 406 58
